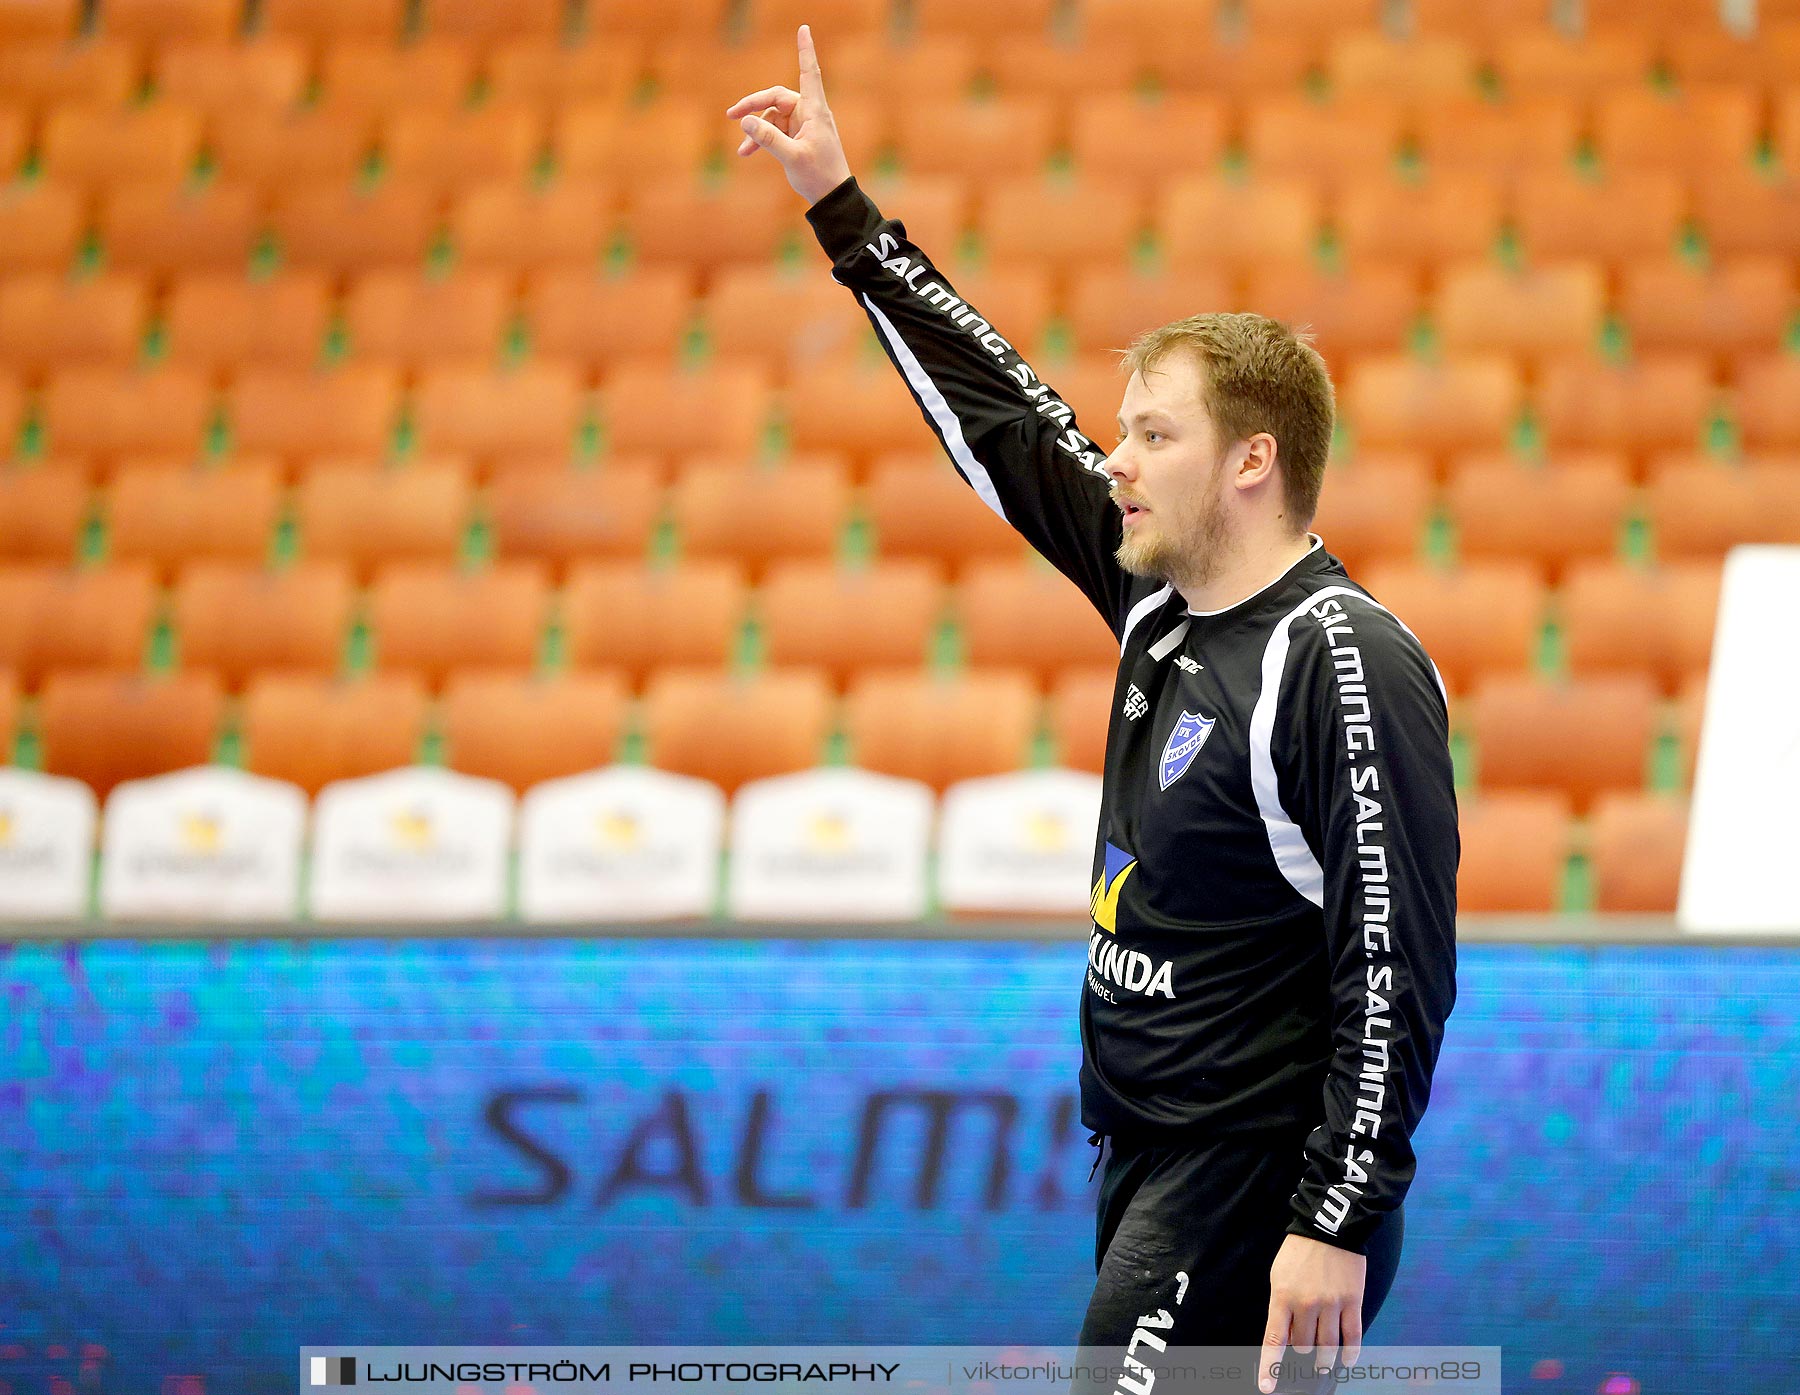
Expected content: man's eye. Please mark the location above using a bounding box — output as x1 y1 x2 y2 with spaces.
1146 431 1163 443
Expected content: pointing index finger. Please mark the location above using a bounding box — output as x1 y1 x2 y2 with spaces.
798 23 827 104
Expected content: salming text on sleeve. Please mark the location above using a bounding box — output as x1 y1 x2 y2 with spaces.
805 175 1128 634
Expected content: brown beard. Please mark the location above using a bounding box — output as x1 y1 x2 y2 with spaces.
1113 454 1233 589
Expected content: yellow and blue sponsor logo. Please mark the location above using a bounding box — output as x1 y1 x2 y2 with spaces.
1089 840 1136 934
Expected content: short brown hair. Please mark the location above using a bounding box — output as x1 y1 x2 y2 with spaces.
1121 313 1335 530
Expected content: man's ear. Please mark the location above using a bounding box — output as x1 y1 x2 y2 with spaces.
1233 433 1280 491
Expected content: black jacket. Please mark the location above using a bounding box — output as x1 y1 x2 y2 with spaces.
806 176 1460 1255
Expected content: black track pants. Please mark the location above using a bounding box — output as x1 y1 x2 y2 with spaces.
1072 1130 1404 1395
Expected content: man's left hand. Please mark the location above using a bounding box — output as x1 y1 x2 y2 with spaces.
1258 1233 1365 1393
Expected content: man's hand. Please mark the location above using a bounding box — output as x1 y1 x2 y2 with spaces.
1259 1233 1366 1393
724 24 854 207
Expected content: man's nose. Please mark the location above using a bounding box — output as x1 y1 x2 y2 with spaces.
1104 443 1135 483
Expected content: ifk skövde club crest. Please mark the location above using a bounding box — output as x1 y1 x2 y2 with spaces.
1158 710 1216 791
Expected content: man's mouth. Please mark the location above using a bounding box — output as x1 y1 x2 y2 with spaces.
1116 497 1150 525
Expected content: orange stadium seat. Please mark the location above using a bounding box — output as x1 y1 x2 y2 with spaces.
586 0 728 41
422 0 566 39
0 670 15 755
42 366 213 456
900 97 1057 180
1337 172 1502 262
1590 793 1688 913
597 359 769 456
0 41 135 110
866 453 1027 573
0 183 84 273
0 109 26 175
296 463 471 576
845 668 1038 789
760 559 944 685
621 173 797 270
1693 167 1800 258
369 561 549 683
1676 672 1707 784
0 469 89 563
1159 174 1322 267
1775 85 1800 169
704 264 871 367
442 669 631 791
1415 96 1581 178
1328 32 1478 97
1585 0 1735 33
1069 264 1237 358
1536 354 1714 456
412 362 586 459
153 39 308 114
829 33 978 104
784 358 929 461
1449 455 1628 577
523 266 692 368
487 463 660 573
1456 792 1571 912
1049 667 1114 774
450 182 614 268
1049 355 1135 445
487 39 642 107
1359 560 1544 692
382 105 544 190
107 460 280 575
740 0 889 41
1241 0 1382 36
39 670 223 797
344 270 513 364
1662 21 1800 84
1076 0 1216 51
673 462 848 576
1069 94 1228 195
911 0 1053 39
1346 354 1524 453
0 564 155 685
231 364 400 456
979 175 1142 272
1647 460 1800 560
317 41 477 117
1436 261 1606 359
563 560 745 680
1619 256 1795 358
241 672 428 793
163 271 331 372
98 182 261 273
0 0 82 40
271 183 441 270
1469 673 1658 812
41 104 204 187
1513 169 1686 261
642 667 832 793
1310 455 1432 576
959 560 1120 685
0 375 21 451
1243 259 1421 361
1491 27 1654 95
99 0 239 41
173 561 353 685
1561 559 1721 693
555 97 710 181
985 37 1144 103
1733 356 1800 450
0 273 147 372
1595 85 1761 175
1244 96 1408 183
853 170 968 258
260 0 407 40
211 107 373 186
1152 29 1323 98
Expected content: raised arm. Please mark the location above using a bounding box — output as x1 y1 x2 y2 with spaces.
726 27 1128 634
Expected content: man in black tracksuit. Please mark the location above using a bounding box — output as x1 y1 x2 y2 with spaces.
728 28 1459 1394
